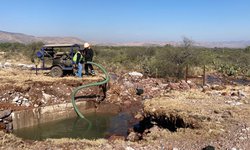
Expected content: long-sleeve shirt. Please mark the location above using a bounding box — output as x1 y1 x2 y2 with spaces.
84 48 93 61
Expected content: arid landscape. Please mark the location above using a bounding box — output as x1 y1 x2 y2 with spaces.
0 59 249 149
1 1 250 149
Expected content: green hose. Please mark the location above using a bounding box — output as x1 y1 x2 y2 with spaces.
71 61 110 122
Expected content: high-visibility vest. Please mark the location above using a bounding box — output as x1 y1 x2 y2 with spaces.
73 51 83 63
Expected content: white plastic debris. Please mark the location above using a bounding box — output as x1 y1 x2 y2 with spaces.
128 72 143 77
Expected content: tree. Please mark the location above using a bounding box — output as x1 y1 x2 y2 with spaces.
245 46 250 53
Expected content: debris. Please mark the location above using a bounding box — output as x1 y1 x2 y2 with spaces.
17 64 35 69
128 72 143 77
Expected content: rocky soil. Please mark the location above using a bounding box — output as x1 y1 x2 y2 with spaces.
0 63 250 150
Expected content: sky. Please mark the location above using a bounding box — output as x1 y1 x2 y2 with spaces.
0 0 250 43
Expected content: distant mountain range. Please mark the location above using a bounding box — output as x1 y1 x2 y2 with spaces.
0 30 85 44
0 30 250 48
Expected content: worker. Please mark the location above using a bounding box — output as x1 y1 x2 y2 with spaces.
83 43 95 75
73 49 84 77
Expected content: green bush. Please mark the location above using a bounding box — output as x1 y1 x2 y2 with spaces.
0 42 249 78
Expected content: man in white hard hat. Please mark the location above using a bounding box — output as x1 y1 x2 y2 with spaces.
83 43 95 75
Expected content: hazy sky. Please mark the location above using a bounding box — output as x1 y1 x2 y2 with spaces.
0 0 250 42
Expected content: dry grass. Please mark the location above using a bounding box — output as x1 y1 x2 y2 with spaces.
143 88 250 140
0 68 104 85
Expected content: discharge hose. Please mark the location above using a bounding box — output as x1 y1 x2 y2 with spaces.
71 61 110 122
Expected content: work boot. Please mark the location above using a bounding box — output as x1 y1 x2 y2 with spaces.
91 70 95 76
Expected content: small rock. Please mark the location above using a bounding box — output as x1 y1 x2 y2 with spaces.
149 125 161 133
124 81 135 88
42 92 52 101
3 115 12 122
168 82 179 90
202 145 215 150
12 96 19 103
173 148 179 150
134 113 144 120
231 92 238 96
109 73 119 81
5 122 13 133
211 84 225 90
0 122 6 129
34 104 39 108
128 72 143 77
16 99 22 105
187 80 197 89
159 84 168 89
21 98 30 107
124 100 132 107
4 62 12 68
221 92 228 96
108 135 125 141
243 99 249 104
239 136 247 140
0 109 12 119
202 86 211 92
142 95 153 100
127 132 140 142
136 88 144 95
179 80 190 90
231 148 237 150
125 147 135 150
214 110 220 114
238 90 246 97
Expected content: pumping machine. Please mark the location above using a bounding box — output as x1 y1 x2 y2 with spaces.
35 44 81 77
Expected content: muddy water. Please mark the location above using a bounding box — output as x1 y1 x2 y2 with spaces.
13 112 132 140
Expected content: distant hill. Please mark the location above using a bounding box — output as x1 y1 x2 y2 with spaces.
96 41 250 48
0 30 85 44
0 30 250 48
194 41 250 48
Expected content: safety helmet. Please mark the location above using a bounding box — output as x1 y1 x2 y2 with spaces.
84 43 90 48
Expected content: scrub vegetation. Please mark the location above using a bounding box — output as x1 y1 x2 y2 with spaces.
0 41 250 149
1 40 249 78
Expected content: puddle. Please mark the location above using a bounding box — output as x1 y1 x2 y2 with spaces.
13 112 132 140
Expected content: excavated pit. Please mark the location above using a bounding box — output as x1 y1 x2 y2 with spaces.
133 113 201 135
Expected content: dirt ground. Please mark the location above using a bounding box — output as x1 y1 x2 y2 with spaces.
0 65 250 150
